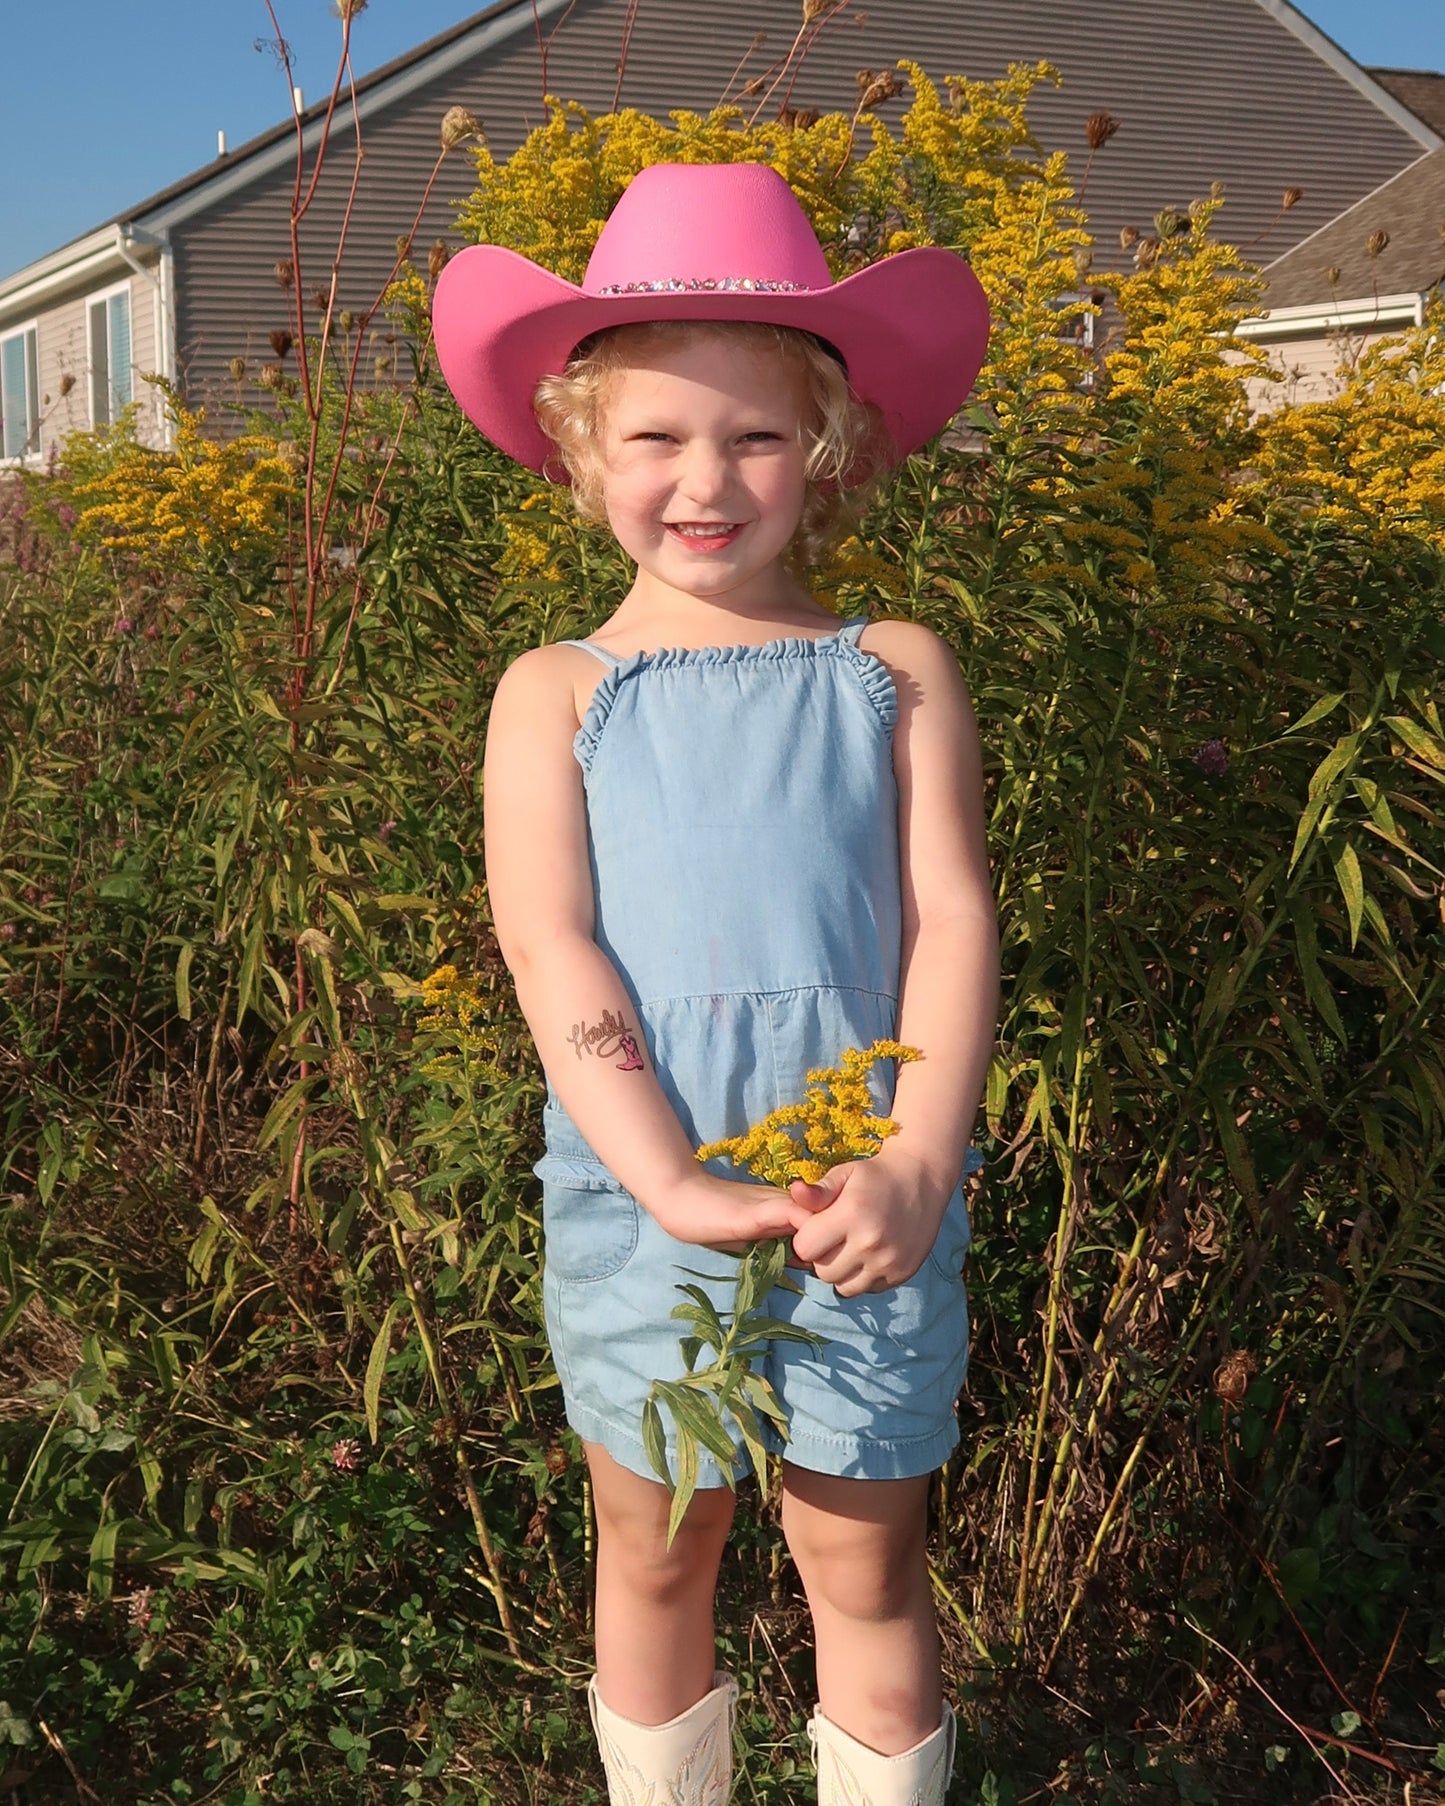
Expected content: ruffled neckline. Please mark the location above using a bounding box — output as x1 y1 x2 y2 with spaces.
571 618 897 770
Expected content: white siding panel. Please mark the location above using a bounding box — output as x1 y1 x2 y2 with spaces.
1243 328 1397 413
27 261 169 461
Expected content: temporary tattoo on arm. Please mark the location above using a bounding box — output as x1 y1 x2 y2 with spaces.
568 1007 647 1072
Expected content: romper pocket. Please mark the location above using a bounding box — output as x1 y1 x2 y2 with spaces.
925 1180 973 1283
535 1153 640 1284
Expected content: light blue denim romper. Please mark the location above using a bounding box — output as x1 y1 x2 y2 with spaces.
535 617 975 1487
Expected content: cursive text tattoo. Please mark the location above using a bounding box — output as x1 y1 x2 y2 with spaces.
568 1007 647 1071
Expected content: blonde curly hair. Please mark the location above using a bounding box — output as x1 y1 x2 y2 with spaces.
531 319 892 567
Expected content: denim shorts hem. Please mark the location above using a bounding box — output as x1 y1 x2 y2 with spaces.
779 1417 960 1481
562 1397 745 1492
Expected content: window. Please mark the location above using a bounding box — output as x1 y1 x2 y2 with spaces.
89 285 133 426
1 323 40 459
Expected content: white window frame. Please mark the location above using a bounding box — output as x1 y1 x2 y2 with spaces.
88 279 135 429
0 318 41 463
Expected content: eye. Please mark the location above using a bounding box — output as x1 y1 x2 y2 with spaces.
739 430 785 443
626 430 675 444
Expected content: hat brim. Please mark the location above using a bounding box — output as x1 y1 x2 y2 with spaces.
432 243 990 473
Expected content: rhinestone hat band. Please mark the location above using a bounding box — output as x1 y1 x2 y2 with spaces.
593 276 811 295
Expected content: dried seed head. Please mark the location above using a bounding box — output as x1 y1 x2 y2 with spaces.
1072 245 1093 278
858 70 902 111
1367 227 1390 259
428 240 451 282
440 105 484 151
1118 224 1140 250
259 362 282 388
1282 185 1304 211
374 353 392 378
1134 234 1160 270
741 76 765 97
856 67 875 90
339 309 355 334
803 0 836 20
269 328 294 360
274 257 294 289
1154 206 1184 240
1327 265 1342 286
751 30 767 47
333 0 368 18
1085 110 1120 150
1210 180 1226 202
396 233 414 262
310 286 332 311
228 357 247 382
1213 1348 1257 1405
59 372 76 398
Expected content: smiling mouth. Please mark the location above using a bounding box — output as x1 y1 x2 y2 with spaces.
665 521 745 545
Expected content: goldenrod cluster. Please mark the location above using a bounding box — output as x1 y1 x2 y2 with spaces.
66 398 294 555
1248 300 1445 550
415 962 494 1075
697 1040 922 1186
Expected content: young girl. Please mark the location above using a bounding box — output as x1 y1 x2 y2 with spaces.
433 162 998 1806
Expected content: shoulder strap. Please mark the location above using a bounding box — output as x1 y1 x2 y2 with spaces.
557 638 623 669
836 616 870 647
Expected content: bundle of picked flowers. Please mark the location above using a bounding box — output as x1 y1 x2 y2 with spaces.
643 1040 921 1541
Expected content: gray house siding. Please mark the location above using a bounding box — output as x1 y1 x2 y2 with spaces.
167 0 1437 420
5 0 1440 452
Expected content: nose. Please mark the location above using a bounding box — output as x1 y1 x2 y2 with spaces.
675 438 734 508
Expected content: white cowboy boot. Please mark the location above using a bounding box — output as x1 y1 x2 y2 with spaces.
809 1701 956 1806
588 1670 738 1805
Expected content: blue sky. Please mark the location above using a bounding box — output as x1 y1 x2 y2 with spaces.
3 0 1445 279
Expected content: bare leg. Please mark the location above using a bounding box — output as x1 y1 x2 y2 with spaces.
781 1463 941 1754
587 1441 736 1724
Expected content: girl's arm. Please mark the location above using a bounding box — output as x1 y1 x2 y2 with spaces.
484 645 811 1248
790 620 1000 1292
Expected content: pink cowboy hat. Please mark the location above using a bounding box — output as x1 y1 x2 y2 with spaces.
432 161 990 472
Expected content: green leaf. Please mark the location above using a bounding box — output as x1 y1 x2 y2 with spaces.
1385 714 1445 772
174 939 195 1021
88 1516 120 1601
257 1075 320 1152
641 1394 672 1490
1284 691 1345 735
1277 1547 1320 1605
236 915 266 1026
665 1427 698 1548
364 1297 403 1444
1290 903 1347 1045
1330 838 1365 948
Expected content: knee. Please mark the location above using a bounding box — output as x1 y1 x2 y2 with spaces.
596 1483 733 1604
782 1496 928 1624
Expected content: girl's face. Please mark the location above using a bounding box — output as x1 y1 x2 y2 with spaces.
596 333 809 606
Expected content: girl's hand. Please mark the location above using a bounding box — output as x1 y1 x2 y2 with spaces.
646 1170 825 1252
786 1152 951 1296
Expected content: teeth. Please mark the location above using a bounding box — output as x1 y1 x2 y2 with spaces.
670 523 736 536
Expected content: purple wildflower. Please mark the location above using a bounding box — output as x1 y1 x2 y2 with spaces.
378 819 397 842
331 1437 362 1471
1193 738 1229 776
114 617 134 636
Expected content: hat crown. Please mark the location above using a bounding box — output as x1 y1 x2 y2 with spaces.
582 163 834 296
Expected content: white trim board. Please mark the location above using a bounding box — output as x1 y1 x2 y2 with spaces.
1235 291 1425 337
